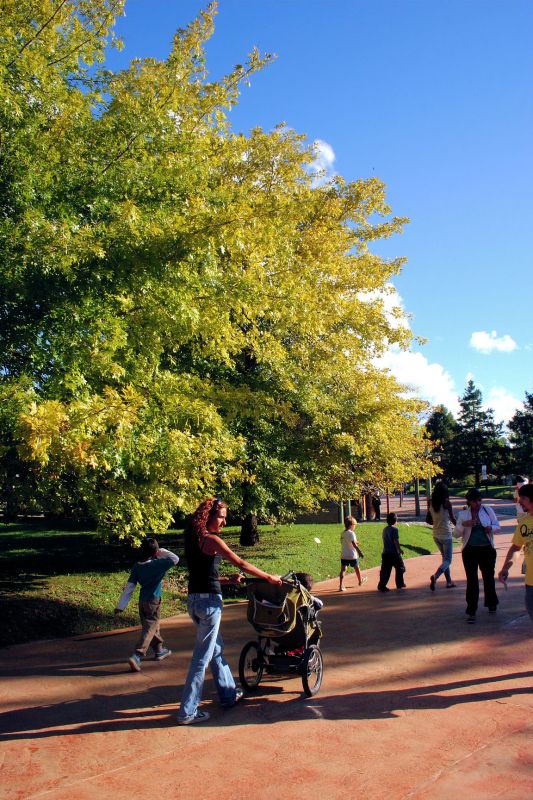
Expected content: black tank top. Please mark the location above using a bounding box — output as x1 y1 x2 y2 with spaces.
184 529 222 594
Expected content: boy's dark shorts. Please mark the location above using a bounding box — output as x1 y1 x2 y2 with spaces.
341 558 359 567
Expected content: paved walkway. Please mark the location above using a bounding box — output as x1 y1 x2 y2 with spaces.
375 492 518 523
0 509 532 799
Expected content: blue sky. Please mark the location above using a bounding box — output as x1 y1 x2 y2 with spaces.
105 0 533 424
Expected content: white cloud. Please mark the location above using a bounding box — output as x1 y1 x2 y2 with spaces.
377 347 460 414
369 289 521 423
484 387 523 426
309 139 336 184
469 330 517 354
369 284 459 412
358 283 410 330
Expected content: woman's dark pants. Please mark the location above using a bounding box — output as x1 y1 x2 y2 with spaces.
461 545 498 615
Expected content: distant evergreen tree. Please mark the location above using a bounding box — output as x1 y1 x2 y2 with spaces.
425 405 459 482
453 380 509 485
508 392 533 477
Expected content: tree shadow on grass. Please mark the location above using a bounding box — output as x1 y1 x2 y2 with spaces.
0 595 139 648
0 523 188 577
0 531 135 576
402 544 432 556
0 522 191 647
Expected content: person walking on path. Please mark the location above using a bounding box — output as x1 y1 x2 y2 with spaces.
371 494 381 521
339 516 367 591
377 512 406 592
455 487 500 623
115 538 179 672
498 483 533 622
513 475 529 520
177 497 281 725
428 482 457 591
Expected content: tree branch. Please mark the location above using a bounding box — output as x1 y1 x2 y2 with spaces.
8 0 70 68
47 0 122 68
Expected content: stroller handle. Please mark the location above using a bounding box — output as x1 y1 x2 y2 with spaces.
244 571 298 587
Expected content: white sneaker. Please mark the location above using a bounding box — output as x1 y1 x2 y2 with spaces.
177 710 210 725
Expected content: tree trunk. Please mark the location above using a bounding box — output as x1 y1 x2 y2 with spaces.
240 512 259 546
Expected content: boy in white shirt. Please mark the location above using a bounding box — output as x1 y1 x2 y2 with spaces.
339 516 366 591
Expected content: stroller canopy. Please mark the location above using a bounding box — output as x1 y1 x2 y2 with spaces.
246 577 313 639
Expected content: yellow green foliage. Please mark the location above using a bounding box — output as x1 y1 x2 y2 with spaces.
0 2 434 538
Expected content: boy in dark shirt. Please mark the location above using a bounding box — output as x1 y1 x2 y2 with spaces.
377 513 406 592
115 537 179 672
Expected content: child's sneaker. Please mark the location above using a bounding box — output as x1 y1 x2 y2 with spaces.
359 576 368 586
154 647 172 661
177 710 210 725
128 653 142 672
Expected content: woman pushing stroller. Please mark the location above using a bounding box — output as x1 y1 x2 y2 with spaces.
177 497 281 725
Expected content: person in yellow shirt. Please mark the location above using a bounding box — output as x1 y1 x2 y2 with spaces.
498 483 533 622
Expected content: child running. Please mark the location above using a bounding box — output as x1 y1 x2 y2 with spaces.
115 537 179 672
378 512 406 592
339 516 367 591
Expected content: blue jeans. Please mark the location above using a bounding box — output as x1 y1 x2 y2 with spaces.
178 593 237 720
434 537 453 583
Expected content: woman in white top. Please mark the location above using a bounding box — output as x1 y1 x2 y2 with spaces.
455 487 500 623
428 483 457 591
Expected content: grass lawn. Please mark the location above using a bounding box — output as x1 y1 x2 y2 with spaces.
0 519 436 647
450 485 514 500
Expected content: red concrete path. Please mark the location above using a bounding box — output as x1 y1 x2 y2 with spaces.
1 513 532 799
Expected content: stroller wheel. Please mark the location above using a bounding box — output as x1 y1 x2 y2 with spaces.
238 641 264 690
301 644 323 697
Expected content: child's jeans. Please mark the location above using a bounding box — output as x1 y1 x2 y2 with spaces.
178 593 237 721
135 598 164 656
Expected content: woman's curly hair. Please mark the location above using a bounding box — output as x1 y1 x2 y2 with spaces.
190 497 228 538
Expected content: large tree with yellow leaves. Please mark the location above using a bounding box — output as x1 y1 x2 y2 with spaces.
0 1 431 538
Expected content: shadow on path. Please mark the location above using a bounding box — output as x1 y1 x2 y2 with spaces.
2 669 531 741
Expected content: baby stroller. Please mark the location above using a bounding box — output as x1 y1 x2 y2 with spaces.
238 571 323 697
